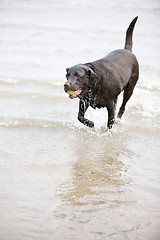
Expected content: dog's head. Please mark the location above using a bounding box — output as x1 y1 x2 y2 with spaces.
64 64 96 99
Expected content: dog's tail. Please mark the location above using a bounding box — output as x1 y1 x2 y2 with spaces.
124 16 138 52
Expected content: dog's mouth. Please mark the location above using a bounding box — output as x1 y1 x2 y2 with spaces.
67 88 82 99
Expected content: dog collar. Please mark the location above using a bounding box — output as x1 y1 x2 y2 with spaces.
89 79 96 93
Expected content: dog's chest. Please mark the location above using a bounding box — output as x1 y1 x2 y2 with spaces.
88 93 105 109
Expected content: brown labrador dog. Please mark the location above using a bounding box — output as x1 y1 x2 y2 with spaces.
64 17 139 129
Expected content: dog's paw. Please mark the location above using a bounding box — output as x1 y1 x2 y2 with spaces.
84 119 94 128
78 116 94 128
87 120 94 128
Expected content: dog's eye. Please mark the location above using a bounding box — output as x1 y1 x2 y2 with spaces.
74 73 79 79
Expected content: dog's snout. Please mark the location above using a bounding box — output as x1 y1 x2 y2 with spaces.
64 81 71 92
64 81 70 87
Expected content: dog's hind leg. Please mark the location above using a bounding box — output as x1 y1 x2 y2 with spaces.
117 79 137 119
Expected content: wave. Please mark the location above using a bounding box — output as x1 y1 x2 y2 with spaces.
0 116 72 129
0 76 63 87
1 115 159 139
0 116 106 135
0 75 65 100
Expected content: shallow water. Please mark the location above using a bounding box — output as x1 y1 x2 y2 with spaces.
0 0 160 240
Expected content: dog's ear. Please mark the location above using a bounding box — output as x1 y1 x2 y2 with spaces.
66 68 69 73
86 67 96 81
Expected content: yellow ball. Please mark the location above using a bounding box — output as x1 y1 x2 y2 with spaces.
67 90 76 95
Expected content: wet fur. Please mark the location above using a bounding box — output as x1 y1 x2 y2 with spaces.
64 17 139 129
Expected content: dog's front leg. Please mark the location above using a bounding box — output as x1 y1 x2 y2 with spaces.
78 99 94 128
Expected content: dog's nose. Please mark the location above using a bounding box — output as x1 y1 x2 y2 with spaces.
64 81 71 92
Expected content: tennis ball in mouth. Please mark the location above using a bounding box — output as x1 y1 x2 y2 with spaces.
67 90 76 96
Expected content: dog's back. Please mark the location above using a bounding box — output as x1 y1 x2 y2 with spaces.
88 17 139 94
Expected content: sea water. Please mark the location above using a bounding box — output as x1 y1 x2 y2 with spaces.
0 0 160 239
